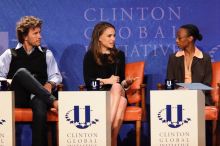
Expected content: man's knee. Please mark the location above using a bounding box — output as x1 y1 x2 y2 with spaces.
14 68 29 78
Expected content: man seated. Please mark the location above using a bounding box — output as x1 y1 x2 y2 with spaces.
0 16 62 146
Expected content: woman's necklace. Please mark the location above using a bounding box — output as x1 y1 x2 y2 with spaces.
102 50 110 54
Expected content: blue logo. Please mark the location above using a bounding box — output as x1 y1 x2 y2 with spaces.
158 105 191 128
65 105 99 129
0 118 6 126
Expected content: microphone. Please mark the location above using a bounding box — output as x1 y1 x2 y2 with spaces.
114 59 120 75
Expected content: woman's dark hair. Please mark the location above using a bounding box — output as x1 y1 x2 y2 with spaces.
180 24 203 41
89 21 118 65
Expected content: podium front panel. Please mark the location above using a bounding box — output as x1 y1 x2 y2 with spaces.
59 91 111 146
0 91 15 146
150 90 205 146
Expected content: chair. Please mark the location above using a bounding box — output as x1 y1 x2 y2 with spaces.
207 61 220 146
123 61 146 146
14 84 63 146
157 61 220 146
79 61 146 146
217 83 220 146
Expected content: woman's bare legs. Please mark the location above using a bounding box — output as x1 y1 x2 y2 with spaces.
110 83 127 146
111 96 127 146
110 83 123 123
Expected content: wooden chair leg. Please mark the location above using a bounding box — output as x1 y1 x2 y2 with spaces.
216 120 220 146
56 121 59 146
48 124 52 146
212 120 217 146
48 123 58 146
136 120 141 146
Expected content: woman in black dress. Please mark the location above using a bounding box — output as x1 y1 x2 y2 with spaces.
83 22 134 146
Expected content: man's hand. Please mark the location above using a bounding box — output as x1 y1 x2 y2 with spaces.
52 100 58 111
44 82 53 93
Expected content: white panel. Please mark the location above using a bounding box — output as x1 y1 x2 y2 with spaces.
150 90 205 146
0 91 15 146
59 91 111 146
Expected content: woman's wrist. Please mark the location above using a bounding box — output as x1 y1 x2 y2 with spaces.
96 78 105 85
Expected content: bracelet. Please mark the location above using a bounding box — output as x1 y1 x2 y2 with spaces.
121 80 130 91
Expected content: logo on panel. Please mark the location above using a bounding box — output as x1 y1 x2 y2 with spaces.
0 114 6 126
65 105 99 129
158 105 191 128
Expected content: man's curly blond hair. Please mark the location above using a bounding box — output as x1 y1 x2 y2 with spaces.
16 16 42 43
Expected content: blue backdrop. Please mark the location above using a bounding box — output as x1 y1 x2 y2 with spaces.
0 0 220 146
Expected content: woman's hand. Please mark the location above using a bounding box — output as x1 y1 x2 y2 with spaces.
98 75 120 85
122 77 139 89
127 77 139 85
108 75 120 84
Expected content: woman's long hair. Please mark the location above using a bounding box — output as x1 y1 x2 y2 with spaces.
89 21 118 65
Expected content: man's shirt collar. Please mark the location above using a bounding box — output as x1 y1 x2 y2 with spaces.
15 43 43 52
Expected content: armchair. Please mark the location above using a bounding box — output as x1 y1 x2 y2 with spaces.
15 83 63 146
123 61 146 146
207 61 220 146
